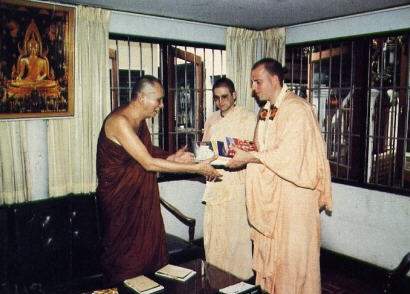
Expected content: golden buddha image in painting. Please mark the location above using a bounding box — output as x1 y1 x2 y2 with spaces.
8 19 60 99
0 0 74 118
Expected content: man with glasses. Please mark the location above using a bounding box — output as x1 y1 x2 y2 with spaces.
201 77 256 280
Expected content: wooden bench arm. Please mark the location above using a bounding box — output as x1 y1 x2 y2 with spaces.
160 197 196 244
383 252 410 293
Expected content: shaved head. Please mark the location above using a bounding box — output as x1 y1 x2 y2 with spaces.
131 75 162 101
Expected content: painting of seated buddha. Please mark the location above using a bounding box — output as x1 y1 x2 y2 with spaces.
7 19 60 100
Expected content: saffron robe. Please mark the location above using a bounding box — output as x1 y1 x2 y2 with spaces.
246 85 332 294
96 119 169 286
202 106 257 280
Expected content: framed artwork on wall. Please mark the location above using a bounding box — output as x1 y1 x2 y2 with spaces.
0 0 75 119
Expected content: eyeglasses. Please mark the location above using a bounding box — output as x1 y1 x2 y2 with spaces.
213 95 230 102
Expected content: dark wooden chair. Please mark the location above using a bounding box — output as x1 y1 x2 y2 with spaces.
160 197 204 264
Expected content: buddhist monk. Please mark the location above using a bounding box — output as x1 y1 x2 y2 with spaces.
96 75 221 286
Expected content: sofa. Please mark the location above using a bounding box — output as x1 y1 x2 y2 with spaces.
0 192 203 294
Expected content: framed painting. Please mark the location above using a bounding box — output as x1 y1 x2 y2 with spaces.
0 0 75 119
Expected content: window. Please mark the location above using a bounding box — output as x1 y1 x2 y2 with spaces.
109 33 409 194
109 36 225 153
286 32 410 194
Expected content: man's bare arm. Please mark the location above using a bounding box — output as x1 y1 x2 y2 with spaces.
107 115 221 178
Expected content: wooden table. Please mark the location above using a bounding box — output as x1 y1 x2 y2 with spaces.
87 259 250 294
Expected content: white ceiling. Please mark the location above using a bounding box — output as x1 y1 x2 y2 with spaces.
47 0 409 30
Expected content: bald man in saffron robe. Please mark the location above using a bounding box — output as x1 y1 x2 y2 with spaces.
227 59 332 294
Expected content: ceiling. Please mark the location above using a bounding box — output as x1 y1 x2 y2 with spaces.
48 0 409 30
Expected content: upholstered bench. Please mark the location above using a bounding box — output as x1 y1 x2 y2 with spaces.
0 193 203 294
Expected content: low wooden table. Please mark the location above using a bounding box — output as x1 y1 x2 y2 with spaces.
89 259 250 294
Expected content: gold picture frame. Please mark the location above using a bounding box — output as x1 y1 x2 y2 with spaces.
0 0 75 119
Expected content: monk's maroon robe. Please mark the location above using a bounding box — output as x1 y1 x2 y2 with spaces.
96 120 168 286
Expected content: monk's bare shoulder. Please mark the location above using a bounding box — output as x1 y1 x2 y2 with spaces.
104 110 131 144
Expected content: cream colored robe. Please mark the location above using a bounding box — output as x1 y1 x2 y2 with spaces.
246 85 332 294
202 106 257 280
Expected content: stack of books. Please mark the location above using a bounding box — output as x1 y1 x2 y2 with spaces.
154 264 196 282
123 275 164 294
194 137 256 166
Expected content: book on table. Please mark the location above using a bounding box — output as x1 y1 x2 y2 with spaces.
154 264 196 282
91 288 119 294
194 137 257 166
219 281 261 294
123 275 164 294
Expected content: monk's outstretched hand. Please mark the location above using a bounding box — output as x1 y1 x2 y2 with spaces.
197 155 222 181
168 145 194 163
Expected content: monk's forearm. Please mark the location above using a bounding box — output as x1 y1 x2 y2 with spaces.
143 157 199 174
